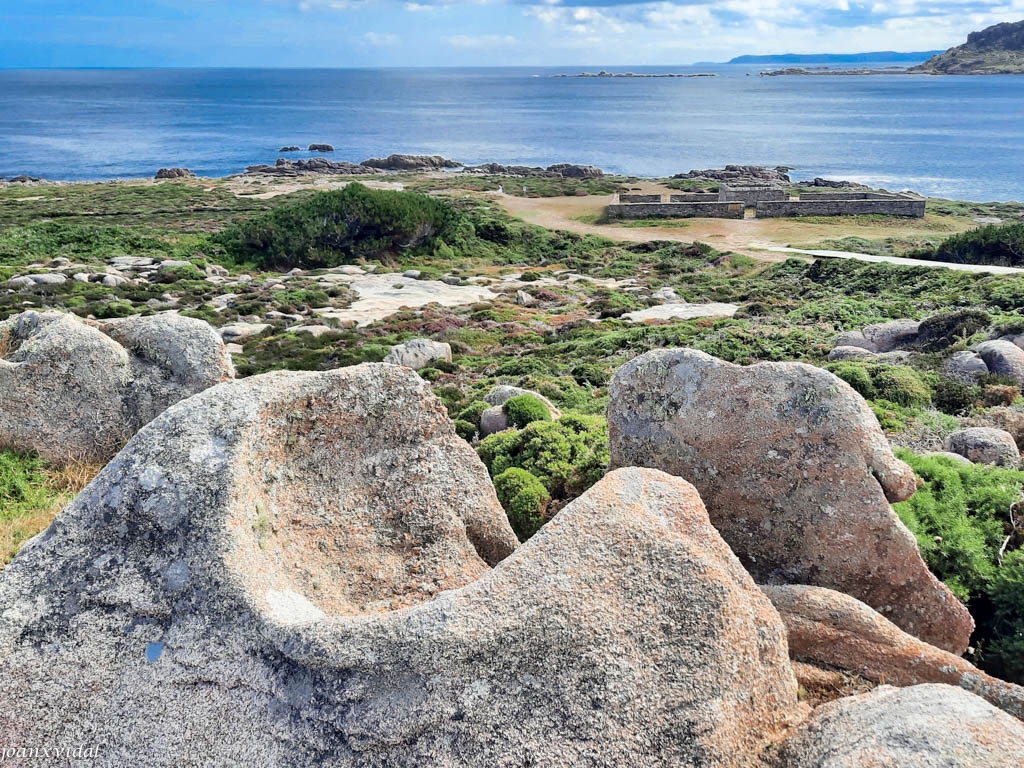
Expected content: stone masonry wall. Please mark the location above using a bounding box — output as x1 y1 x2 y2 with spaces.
618 194 663 203
718 185 787 206
606 202 744 219
668 193 720 203
756 197 926 218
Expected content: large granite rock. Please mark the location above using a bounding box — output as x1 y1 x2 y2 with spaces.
0 310 233 463
154 167 194 179
976 339 1024 384
383 338 452 370
478 385 563 436
0 363 803 765
608 348 973 654
773 685 1024 767
764 584 1024 722
946 427 1021 466
946 350 990 383
861 318 920 352
360 154 462 171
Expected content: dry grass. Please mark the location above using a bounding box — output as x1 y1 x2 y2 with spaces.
0 458 101 567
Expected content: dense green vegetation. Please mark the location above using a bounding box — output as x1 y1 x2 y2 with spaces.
894 450 1024 682
914 222 1024 267
216 183 460 269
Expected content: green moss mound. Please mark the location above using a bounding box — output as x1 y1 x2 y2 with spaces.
502 394 552 429
477 413 609 499
826 362 932 408
493 467 551 541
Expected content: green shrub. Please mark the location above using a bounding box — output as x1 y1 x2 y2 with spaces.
872 365 931 408
156 264 204 283
91 301 137 319
493 467 551 540
826 362 876 399
216 183 458 269
477 413 609 499
457 401 489 427
502 394 551 428
932 378 981 415
915 222 1024 267
893 449 1024 681
453 419 477 442
988 550 1024 682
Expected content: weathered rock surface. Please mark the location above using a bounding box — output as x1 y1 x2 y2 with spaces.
464 162 605 178
246 158 380 176
773 685 1024 768
0 310 232 463
946 349 990 383
155 167 194 179
383 338 452 370
279 146 301 152
672 165 792 184
619 302 738 323
0 362 803 765
764 584 1024 722
976 339 1024 384
309 143 335 152
946 427 1021 466
833 329 875 351
360 153 462 171
861 318 920 352
828 345 878 361
99 313 236 429
608 348 974 654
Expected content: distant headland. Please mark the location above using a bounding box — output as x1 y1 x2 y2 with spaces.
911 19 1024 74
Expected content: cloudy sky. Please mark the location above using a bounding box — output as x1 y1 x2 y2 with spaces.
2 0 1023 67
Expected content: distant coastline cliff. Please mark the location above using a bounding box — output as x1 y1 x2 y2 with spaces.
911 20 1024 74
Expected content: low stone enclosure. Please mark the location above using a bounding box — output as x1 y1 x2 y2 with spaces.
607 187 926 219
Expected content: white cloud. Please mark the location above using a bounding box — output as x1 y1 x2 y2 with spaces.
362 31 400 45
448 33 519 47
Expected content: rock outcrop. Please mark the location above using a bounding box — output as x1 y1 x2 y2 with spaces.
383 338 452 370
608 348 974 654
773 685 1024 767
764 584 1024 722
308 143 335 152
946 349 990 383
464 162 605 178
245 158 380 176
976 339 1024 384
0 311 232 463
945 426 1021 466
672 165 792 184
0 362 804 764
360 154 462 171
911 19 1024 74
154 167 194 179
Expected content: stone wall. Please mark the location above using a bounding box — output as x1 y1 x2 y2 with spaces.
607 202 744 219
719 184 787 206
756 196 926 218
797 192 902 201
669 193 719 203
618 194 663 203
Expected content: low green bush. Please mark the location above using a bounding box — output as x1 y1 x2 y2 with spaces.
216 182 458 269
493 467 551 540
872 365 931 408
453 419 477 442
477 413 609 499
457 401 489 427
502 394 551 428
893 449 1024 682
916 308 992 352
932 378 981 415
827 361 876 399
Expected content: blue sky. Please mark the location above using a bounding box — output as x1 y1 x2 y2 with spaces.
2 0 1023 67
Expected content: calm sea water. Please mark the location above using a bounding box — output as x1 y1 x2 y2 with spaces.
1 66 1023 202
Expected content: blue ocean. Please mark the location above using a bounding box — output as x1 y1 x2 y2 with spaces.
1 66 1022 201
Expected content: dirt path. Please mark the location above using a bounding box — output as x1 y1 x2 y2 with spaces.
495 192 1022 275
